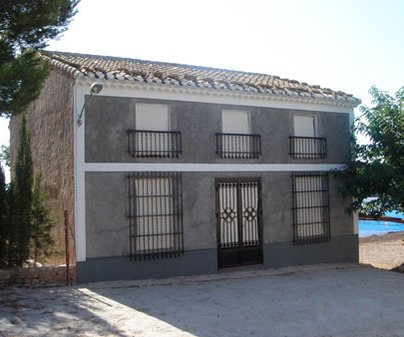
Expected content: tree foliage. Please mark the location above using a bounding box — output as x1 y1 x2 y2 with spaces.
336 86 404 216
0 165 6 266
0 115 55 267
0 144 10 167
31 172 55 263
0 0 80 117
13 114 33 265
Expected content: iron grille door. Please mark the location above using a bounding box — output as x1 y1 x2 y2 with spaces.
216 178 263 268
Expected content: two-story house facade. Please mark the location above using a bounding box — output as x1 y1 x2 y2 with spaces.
10 51 361 282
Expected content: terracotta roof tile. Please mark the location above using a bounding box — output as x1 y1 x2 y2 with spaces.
41 51 361 105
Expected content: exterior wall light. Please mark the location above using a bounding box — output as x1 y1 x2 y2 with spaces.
77 82 104 127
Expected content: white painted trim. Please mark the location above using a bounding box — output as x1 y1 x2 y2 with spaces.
75 86 87 262
84 163 345 172
75 78 356 114
74 85 79 261
353 211 359 235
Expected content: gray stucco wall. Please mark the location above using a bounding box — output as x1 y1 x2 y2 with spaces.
82 95 355 282
84 96 350 164
85 171 353 259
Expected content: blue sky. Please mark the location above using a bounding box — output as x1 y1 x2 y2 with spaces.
1 0 404 180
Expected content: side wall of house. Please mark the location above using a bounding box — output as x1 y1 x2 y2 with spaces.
76 94 357 282
10 68 76 265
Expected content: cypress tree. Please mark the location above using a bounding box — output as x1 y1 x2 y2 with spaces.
6 182 18 266
0 164 6 267
31 172 55 263
14 114 34 266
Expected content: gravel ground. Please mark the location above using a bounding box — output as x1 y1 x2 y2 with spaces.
359 231 404 270
0 234 403 337
1 263 404 337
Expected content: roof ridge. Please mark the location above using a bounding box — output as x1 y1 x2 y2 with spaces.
42 50 298 84
40 50 361 105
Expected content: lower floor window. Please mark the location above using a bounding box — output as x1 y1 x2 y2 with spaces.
292 172 331 245
128 172 183 260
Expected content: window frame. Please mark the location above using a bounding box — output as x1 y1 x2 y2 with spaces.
289 115 327 159
221 109 251 134
217 110 261 159
291 171 331 245
128 104 181 158
293 115 317 137
128 172 184 260
135 103 170 131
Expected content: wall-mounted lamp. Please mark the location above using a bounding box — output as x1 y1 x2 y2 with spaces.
77 82 104 127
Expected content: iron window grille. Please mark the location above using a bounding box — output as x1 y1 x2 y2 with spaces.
292 172 330 245
289 136 327 159
128 172 184 260
127 130 182 158
216 133 261 159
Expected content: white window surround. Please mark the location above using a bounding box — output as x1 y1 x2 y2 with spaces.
73 82 358 262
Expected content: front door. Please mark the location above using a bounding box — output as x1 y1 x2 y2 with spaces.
216 178 263 268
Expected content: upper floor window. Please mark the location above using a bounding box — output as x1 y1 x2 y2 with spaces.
216 110 261 159
222 110 250 134
127 104 181 158
289 115 327 159
294 115 316 138
136 104 169 131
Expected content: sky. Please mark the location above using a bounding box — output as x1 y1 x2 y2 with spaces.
1 0 404 181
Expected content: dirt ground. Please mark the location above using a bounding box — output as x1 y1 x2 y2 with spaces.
0 233 403 337
359 231 404 270
1 263 404 337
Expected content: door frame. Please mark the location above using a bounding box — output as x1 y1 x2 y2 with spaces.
215 177 263 268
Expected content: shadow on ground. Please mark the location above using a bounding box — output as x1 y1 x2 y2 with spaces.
88 266 404 337
1 265 404 336
0 286 127 336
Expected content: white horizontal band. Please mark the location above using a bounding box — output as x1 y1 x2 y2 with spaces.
84 163 345 172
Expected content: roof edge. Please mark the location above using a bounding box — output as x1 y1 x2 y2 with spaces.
41 50 362 108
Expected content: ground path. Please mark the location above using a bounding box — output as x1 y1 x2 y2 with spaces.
1 263 404 337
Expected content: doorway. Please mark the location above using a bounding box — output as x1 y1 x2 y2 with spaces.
216 178 263 268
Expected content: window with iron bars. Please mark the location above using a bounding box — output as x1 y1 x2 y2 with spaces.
292 172 331 245
128 172 184 260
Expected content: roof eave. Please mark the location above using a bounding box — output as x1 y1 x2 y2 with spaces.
73 75 361 109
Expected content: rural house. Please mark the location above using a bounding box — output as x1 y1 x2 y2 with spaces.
10 51 361 282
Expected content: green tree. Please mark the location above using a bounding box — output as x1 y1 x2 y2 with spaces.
336 86 404 216
31 172 55 263
0 164 6 267
0 145 10 167
14 114 33 266
0 0 80 117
